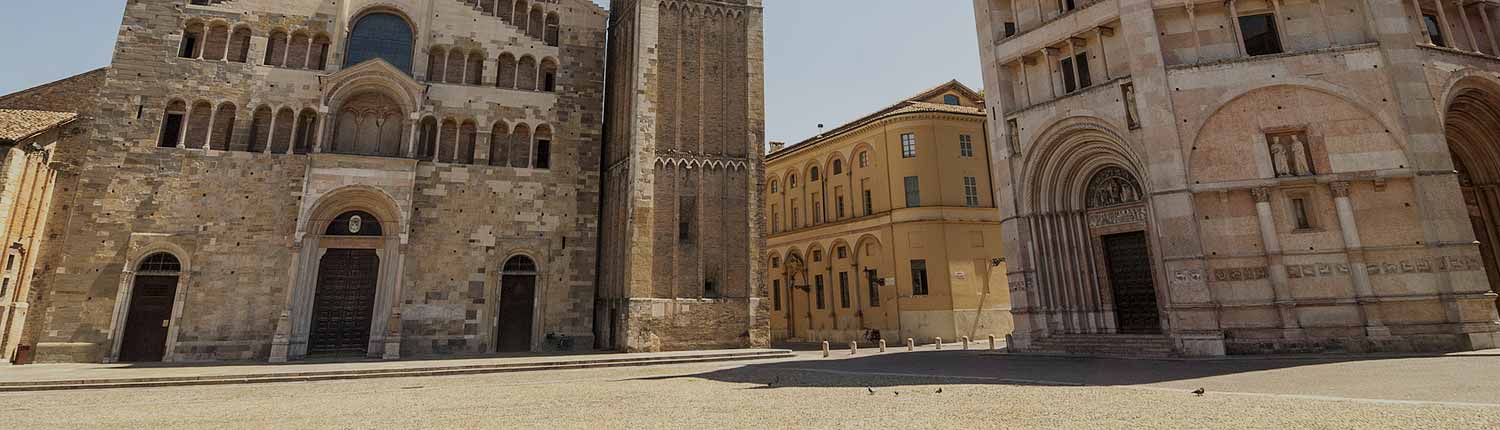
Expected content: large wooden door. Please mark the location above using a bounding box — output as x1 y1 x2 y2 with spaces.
309 249 380 356
1103 231 1161 334
497 275 536 352
119 276 179 362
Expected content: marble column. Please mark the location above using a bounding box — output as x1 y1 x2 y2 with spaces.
1330 181 1390 337
1252 187 1303 338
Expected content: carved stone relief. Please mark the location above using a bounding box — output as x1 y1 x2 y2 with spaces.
1086 166 1144 209
1088 206 1148 228
1268 131 1315 178
1211 266 1268 282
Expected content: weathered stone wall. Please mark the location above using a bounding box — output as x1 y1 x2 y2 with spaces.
0 69 106 115
601 0 768 352
20 0 609 363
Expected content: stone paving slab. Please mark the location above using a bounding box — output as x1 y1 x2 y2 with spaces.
0 349 794 390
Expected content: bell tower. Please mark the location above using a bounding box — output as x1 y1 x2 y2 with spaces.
598 0 768 352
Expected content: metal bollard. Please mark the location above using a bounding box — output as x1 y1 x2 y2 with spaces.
936 337 943 349
989 335 997 351
962 336 970 350
879 339 887 352
850 341 858 355
906 338 915 351
822 341 830 358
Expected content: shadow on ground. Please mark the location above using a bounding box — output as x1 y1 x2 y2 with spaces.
629 350 1482 390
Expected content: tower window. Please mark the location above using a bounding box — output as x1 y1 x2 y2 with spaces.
1239 14 1283 56
1423 14 1447 47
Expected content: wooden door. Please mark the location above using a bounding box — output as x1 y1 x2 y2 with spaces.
1103 231 1162 334
497 275 536 352
309 249 380 356
119 276 179 362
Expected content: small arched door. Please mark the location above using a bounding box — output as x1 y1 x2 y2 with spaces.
497 256 537 352
309 211 383 356
120 253 182 362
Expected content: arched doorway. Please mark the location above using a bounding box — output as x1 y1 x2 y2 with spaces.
1084 166 1161 334
119 253 182 362
308 211 384 356
344 11 415 74
1446 82 1500 312
497 256 538 352
782 252 807 340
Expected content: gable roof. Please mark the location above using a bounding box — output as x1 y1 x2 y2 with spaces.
768 80 984 161
0 109 78 144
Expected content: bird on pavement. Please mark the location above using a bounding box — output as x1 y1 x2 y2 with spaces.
867 387 875 395
894 391 900 396
1192 388 1206 397
936 388 943 394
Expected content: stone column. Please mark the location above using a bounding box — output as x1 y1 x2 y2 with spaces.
1228 0 1247 56
203 107 217 150
1434 0 1455 47
476 131 493 164
222 32 233 63
1482 5 1498 55
433 121 444 163
1413 0 1435 45
176 105 191 148
1095 27 1112 80
406 114 420 158
1252 187 1303 338
1018 58 1033 106
288 114 302 155
303 38 315 70
1330 181 1390 337
1040 48 1059 99
1458 0 1480 52
263 108 277 154
313 109 330 153
1065 39 1082 92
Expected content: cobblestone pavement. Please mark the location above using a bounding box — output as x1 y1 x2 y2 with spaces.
2 350 1497 429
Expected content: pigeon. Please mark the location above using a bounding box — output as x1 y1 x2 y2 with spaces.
1192 388 1206 397
936 388 943 394
867 387 875 395
894 391 900 396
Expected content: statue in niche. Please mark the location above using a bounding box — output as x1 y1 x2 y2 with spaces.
1085 166 1145 209
1268 131 1314 177
1122 83 1140 130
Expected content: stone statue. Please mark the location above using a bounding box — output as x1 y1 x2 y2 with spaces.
1270 137 1291 177
1290 135 1311 176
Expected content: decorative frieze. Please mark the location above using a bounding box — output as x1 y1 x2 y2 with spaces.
1211 266 1268 282
1286 263 1350 278
1087 206 1147 228
1367 256 1483 276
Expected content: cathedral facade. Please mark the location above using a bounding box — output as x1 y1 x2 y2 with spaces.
974 0 1500 356
1 0 765 364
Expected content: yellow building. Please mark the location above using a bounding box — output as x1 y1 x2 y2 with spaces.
765 81 1012 344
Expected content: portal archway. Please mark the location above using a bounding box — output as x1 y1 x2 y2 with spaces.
496 255 539 352
118 253 182 362
1445 79 1500 312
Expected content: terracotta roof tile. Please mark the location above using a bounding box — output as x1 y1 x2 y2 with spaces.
0 109 77 143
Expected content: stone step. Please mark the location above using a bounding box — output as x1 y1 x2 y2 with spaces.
0 349 795 392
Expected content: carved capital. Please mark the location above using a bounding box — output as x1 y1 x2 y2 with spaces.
1251 187 1272 203
1330 181 1352 198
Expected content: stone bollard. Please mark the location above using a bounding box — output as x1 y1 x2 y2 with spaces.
850 341 858 355
906 338 915 351
879 339 887 352
822 341 830 358
962 336 970 350
989 335 997 351
936 337 943 350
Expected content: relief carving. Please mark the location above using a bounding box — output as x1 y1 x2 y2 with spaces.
1212 266 1268 282
1365 256 1481 276
1085 166 1144 209
1087 206 1148 228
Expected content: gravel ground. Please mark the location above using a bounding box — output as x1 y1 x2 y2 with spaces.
2 353 1497 430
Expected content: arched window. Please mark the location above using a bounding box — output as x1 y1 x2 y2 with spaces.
810 166 820 182
271 107 295 153
789 174 797 188
228 27 252 63
513 0 531 33
159 100 187 148
344 12 415 74
210 103 236 150
445 49 466 83
438 119 459 162
181 22 205 59
417 117 438 159
325 211 383 236
265 30 288 66
287 32 311 69
427 47 447 83
499 0 516 24
203 24 229 61
943 94 961 105
293 109 318 154
496 53 517 89
138 253 182 273
311 34 332 70
858 151 869 168
490 122 511 166
533 125 552 169
246 106 272 152
459 121 478 164
517 55 538 91
185 100 213 149
528 7 545 40
545 13 560 46
832 159 843 175
510 123 532 168
770 180 778 193
466 52 485 85
540 58 558 92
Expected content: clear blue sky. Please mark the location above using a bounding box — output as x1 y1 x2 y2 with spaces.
0 0 981 145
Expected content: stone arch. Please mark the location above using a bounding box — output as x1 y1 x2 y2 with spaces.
311 33 332 70
270 107 296 153
539 57 558 92
458 120 479 164
416 116 439 159
265 29 289 66
852 234 883 265
210 102 237 150
1188 84 1408 185
825 151 847 177
184 99 215 149
533 124 553 169
545 12 560 46
228 25 252 63
513 0 531 33
427 46 447 83
803 160 822 183
489 119 511 166
466 49 486 85
181 19 207 59
287 31 311 69
445 47 467 84
305 185 405 240
1443 75 1500 308
498 0 516 23
528 5 546 40
202 22 230 61
517 55 538 91
496 52 518 89
438 118 460 162
293 108 319 154
246 105 273 152
106 243 194 363
1019 116 1144 214
511 122 532 168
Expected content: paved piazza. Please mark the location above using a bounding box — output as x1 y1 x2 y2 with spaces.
2 350 1497 429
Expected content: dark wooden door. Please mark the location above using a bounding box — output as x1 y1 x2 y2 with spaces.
120 276 179 362
309 249 380 356
1103 231 1162 334
497 275 536 352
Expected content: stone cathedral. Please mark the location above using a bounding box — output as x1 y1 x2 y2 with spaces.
0 0 765 364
